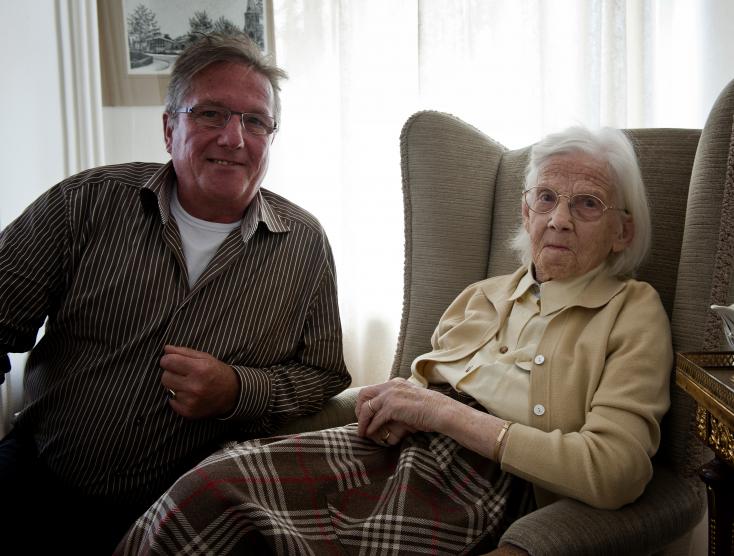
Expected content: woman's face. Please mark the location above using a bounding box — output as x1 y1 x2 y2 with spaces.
523 152 634 283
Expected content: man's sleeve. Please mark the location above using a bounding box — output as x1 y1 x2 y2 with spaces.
222 237 351 432
0 184 69 377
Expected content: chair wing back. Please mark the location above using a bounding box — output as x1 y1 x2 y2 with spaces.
392 111 511 378
672 78 734 353
666 78 734 475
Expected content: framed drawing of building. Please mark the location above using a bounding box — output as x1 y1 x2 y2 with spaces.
98 0 274 106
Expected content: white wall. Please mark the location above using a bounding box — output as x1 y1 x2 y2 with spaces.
0 3 67 228
103 106 168 165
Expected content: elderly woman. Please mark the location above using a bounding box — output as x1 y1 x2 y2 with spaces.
117 126 671 555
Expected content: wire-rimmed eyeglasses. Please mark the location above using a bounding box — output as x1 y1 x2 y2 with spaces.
523 186 626 222
175 104 277 136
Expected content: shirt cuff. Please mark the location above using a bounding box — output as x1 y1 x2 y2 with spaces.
218 365 272 421
407 374 428 388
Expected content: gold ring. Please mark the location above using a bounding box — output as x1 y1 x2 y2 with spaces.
381 429 391 444
367 399 375 414
166 388 177 401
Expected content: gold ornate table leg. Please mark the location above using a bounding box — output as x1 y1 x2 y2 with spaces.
699 457 734 555
694 405 734 555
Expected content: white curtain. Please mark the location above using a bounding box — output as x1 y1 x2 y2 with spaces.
266 0 734 387
56 0 105 177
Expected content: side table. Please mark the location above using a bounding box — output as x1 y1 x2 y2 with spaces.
675 352 734 556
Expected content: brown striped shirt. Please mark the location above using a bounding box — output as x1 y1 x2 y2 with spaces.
0 161 350 505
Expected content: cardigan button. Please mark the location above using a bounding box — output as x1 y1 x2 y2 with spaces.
534 354 545 365
499 345 509 354
533 404 546 416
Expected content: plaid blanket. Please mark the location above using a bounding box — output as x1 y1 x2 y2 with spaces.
117 395 533 555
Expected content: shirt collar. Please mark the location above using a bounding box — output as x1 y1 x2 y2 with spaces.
537 262 608 316
479 263 625 320
240 191 290 242
509 265 540 301
140 161 290 241
140 162 176 224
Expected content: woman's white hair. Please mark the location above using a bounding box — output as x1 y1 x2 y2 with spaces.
511 126 651 278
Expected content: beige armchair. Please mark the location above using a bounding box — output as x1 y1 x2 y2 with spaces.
281 77 734 554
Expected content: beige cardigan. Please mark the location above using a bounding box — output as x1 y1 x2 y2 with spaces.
410 266 672 510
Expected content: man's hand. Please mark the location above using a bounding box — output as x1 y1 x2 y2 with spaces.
159 345 239 419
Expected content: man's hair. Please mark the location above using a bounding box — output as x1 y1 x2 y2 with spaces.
165 33 288 124
511 126 651 278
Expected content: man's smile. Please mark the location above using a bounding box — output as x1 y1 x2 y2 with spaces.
209 158 243 166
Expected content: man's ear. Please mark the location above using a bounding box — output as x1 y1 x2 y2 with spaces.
163 113 173 155
612 213 635 253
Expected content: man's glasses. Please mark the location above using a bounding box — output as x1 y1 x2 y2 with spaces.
175 105 277 136
523 186 626 222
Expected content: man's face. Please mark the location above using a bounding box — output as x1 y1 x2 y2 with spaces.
163 61 275 223
522 152 634 282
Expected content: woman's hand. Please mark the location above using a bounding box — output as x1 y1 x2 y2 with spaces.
356 378 511 461
355 378 454 446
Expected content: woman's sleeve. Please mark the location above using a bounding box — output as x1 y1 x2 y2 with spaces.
500 283 673 509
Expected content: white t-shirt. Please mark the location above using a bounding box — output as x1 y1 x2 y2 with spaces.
169 187 242 287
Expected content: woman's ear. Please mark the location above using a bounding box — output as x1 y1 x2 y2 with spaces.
521 199 530 231
612 213 635 253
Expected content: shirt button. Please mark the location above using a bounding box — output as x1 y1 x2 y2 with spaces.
499 345 509 354
134 416 144 426
533 404 546 416
534 354 545 365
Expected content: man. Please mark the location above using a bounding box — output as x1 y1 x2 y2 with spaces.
0 33 350 552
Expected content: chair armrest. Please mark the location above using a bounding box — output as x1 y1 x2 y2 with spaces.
499 466 705 556
273 386 362 435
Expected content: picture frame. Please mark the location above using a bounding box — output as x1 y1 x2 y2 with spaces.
98 0 275 107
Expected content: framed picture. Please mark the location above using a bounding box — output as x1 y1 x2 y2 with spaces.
98 0 275 106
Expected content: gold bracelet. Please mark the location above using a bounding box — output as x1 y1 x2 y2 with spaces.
493 420 512 461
